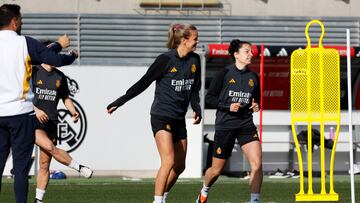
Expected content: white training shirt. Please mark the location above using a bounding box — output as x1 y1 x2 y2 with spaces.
0 30 33 116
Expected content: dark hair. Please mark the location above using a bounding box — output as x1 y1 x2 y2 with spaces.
0 4 20 29
167 23 197 49
228 39 252 61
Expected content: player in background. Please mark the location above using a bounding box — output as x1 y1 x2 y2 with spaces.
32 39 93 203
107 23 202 203
196 39 262 203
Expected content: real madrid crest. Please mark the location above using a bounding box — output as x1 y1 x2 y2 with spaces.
248 79 254 87
191 64 196 73
216 147 222 155
55 80 61 88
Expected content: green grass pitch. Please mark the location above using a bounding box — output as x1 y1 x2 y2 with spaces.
1 175 359 202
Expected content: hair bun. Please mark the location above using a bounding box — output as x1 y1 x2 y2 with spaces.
228 39 252 61
228 39 240 56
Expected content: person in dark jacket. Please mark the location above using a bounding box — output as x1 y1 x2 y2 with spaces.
107 23 202 203
196 39 262 203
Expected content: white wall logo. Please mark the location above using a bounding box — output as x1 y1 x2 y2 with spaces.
57 77 87 152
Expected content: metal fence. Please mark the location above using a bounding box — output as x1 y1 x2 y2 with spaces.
22 14 360 66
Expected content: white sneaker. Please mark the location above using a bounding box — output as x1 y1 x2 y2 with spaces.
269 168 290 179
79 165 93 178
349 164 360 175
240 171 251 180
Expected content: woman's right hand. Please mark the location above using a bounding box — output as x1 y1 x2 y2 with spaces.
34 107 49 124
230 103 241 112
57 34 70 48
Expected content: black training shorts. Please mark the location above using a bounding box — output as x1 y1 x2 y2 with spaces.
35 119 58 145
151 115 187 143
213 128 259 159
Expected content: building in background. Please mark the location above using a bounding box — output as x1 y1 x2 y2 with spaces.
2 0 360 177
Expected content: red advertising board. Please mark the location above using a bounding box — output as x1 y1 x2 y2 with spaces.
207 44 259 58
206 44 360 110
249 58 290 109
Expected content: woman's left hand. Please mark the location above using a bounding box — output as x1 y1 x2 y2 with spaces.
193 112 201 124
249 99 259 112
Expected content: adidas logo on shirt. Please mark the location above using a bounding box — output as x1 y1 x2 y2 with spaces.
170 67 177 73
37 80 43 85
229 78 236 84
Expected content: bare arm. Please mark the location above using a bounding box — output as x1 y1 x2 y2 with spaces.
63 96 79 123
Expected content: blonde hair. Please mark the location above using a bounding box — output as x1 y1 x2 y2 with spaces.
167 23 197 49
